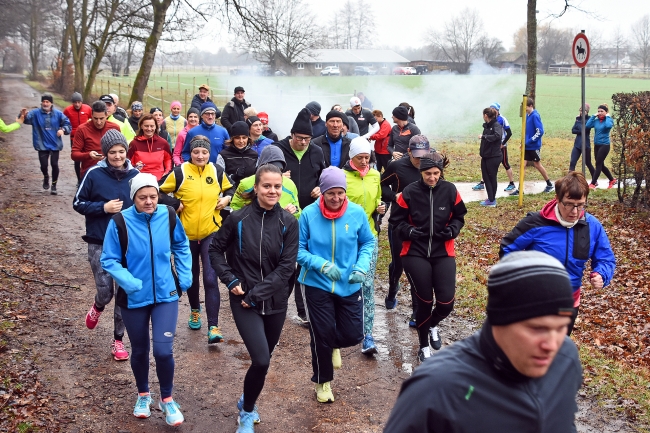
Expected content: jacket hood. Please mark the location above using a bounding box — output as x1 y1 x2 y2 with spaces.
97 159 135 170
540 199 560 222
257 144 286 170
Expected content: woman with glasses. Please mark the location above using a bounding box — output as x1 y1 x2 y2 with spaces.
500 171 616 335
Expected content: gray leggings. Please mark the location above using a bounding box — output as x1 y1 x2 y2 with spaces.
88 244 125 340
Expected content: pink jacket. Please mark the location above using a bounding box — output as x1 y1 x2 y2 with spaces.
173 125 195 165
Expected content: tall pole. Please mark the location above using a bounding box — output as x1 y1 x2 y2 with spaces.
518 94 528 208
580 30 587 177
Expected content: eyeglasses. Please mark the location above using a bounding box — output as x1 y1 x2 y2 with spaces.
293 135 311 143
561 201 587 211
203 112 216 117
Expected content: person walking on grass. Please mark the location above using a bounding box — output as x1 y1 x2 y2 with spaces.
101 173 191 426
569 104 595 177
509 98 554 195
209 164 299 433
24 93 72 195
63 92 92 185
75 130 139 362
586 103 616 189
478 107 503 208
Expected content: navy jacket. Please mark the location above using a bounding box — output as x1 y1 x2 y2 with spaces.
572 116 592 149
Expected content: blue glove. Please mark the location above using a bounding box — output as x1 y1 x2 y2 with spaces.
322 262 342 281
348 270 366 284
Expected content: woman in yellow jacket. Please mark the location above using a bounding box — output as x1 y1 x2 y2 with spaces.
342 136 385 355
159 135 235 344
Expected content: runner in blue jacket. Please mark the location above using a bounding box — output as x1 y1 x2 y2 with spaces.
585 103 616 189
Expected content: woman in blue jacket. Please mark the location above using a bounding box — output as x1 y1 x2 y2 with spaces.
101 173 192 426
297 166 375 404
585 103 615 189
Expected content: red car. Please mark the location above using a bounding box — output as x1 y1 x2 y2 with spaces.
393 67 409 75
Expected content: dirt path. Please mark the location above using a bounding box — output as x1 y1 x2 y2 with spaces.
0 76 635 432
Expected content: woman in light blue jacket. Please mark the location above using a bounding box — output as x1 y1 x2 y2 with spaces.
297 166 375 405
585 103 615 189
101 173 191 426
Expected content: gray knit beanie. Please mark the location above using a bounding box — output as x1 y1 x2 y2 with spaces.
101 129 128 156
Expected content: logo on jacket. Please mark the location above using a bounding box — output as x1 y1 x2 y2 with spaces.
206 177 214 184
345 223 349 232
439 207 446 210
187 175 195 180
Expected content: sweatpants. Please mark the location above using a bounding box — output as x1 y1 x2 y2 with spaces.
38 150 60 184
121 300 178 399
403 255 456 349
304 285 363 384
188 233 221 327
569 146 595 177
481 156 501 202
87 244 124 340
592 144 614 184
230 298 286 413
387 223 418 316
362 237 378 335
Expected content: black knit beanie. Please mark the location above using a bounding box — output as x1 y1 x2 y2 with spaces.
101 129 128 156
230 121 250 137
486 251 575 326
325 110 349 128
392 106 409 121
291 108 313 136
186 107 200 118
41 94 54 104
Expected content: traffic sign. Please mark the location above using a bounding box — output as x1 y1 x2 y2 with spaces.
572 33 590 68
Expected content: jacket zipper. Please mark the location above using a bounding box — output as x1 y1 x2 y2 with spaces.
260 210 266 314
524 382 543 433
427 187 433 257
331 219 336 293
564 229 569 266
146 217 156 303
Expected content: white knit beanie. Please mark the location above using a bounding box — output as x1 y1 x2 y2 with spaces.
129 173 159 200
349 136 372 158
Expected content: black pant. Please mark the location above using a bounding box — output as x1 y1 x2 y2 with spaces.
376 153 391 173
592 144 613 184
38 150 60 183
304 285 363 384
387 223 418 316
402 255 456 348
230 298 286 413
481 156 501 202
567 306 579 336
569 147 595 177
291 264 306 317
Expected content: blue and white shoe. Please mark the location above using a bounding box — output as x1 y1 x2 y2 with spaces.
133 393 152 418
361 334 378 355
237 394 260 424
159 398 184 426
543 184 554 193
408 315 417 328
472 182 485 190
479 199 497 207
237 409 256 433
504 183 516 191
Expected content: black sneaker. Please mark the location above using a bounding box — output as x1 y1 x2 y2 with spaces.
50 182 57 195
42 175 49 190
429 326 442 350
384 296 398 310
418 347 431 363
509 189 519 196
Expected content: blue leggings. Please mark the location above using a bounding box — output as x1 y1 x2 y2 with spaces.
121 301 178 399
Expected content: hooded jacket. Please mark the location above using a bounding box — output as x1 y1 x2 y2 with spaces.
275 137 326 210
311 133 352 168
389 178 467 258
380 156 421 203
384 321 582 433
499 199 615 304
525 109 544 150
343 162 382 236
71 120 122 178
24 107 72 151
585 114 614 145
101 204 192 309
127 134 173 180
73 159 138 245
571 116 592 149
63 104 92 138
216 143 259 186
181 122 229 163
311 117 326 139
221 97 251 133
252 135 274 156
387 122 421 155
209 199 299 315
479 117 504 159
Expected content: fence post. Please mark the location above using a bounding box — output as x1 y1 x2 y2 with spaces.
184 89 188 109
101 80 104 95
108 81 110 95
178 74 180 93
167 74 169 90
160 87 164 110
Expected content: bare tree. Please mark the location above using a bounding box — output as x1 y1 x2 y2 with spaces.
537 23 573 72
512 25 527 53
477 36 505 63
428 7 485 73
326 0 375 49
631 14 650 68
611 27 628 68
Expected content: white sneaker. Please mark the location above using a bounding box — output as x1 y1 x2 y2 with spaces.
418 346 431 362
429 326 442 350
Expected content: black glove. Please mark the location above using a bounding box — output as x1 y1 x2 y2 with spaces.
408 227 427 240
439 227 453 240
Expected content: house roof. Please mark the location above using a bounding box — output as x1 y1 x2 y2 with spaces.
297 49 410 64
496 52 527 63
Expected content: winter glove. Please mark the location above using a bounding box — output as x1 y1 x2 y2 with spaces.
321 262 342 281
348 270 366 284
438 227 453 240
408 227 427 240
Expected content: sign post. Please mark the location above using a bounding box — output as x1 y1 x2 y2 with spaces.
572 31 590 177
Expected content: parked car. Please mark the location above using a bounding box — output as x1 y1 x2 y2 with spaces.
354 66 376 76
405 67 417 75
320 66 340 76
274 69 287 76
393 66 409 75
414 65 429 75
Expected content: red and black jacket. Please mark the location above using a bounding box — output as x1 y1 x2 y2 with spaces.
388 178 466 258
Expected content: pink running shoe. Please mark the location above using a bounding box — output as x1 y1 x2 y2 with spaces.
85 304 102 329
112 339 129 361
608 178 617 189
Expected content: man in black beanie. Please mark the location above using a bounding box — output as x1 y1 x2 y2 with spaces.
311 111 352 168
387 106 420 160
385 250 582 433
306 101 326 139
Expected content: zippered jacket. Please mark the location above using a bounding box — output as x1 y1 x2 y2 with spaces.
275 137 326 209
216 144 258 186
311 134 352 168
182 122 230 163
343 162 382 236
571 116 592 149
387 122 421 155
297 198 375 297
63 104 92 137
209 199 299 315
380 156 421 203
370 119 391 155
585 115 614 145
127 134 172 180
499 199 615 298
24 108 72 151
230 174 301 218
389 178 467 258
164 115 187 145
101 204 192 309
479 118 503 159
525 109 544 150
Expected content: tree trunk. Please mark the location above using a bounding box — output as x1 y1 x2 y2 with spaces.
68 0 89 95
526 0 537 101
28 0 39 80
128 0 173 107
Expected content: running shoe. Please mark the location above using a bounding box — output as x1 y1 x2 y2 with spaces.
315 382 334 403
408 315 417 328
207 326 223 344
111 339 129 361
509 189 520 196
418 346 431 363
589 183 597 189
294 314 309 326
479 199 497 207
133 393 152 418
608 178 617 189
188 307 201 330
237 394 260 424
236 409 256 433
332 348 342 370
50 183 57 195
504 183 516 191
42 175 49 190
159 398 184 426
472 182 485 190
361 334 378 355
384 296 398 310
85 304 102 329
429 327 442 351
543 184 554 193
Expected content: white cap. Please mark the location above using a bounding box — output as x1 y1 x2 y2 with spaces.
349 136 372 158
350 96 361 108
129 173 159 200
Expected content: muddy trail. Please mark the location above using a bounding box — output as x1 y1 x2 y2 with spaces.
0 76 635 432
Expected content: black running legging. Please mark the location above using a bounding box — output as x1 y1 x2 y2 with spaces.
230 298 286 413
569 147 595 177
592 144 614 184
38 150 60 183
403 255 456 349
74 160 82 183
376 154 391 173
481 156 501 202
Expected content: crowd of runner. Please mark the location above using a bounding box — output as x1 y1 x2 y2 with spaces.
4 85 618 432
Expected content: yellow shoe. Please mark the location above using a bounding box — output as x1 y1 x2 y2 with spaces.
332 348 342 370
315 382 334 403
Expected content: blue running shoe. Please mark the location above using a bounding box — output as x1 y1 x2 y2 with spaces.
384 296 398 310
159 398 184 426
237 394 260 424
188 306 201 330
504 183 516 191
472 182 485 190
133 393 152 418
543 184 554 193
361 334 378 355
237 409 256 433
479 199 497 207
408 315 417 328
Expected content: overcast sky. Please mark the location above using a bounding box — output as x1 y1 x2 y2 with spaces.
188 0 648 53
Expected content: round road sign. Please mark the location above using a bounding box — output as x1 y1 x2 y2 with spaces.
572 33 590 68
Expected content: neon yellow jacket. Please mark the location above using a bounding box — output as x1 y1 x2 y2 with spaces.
108 115 135 143
164 116 186 147
230 174 301 219
343 164 382 236
0 117 20 133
